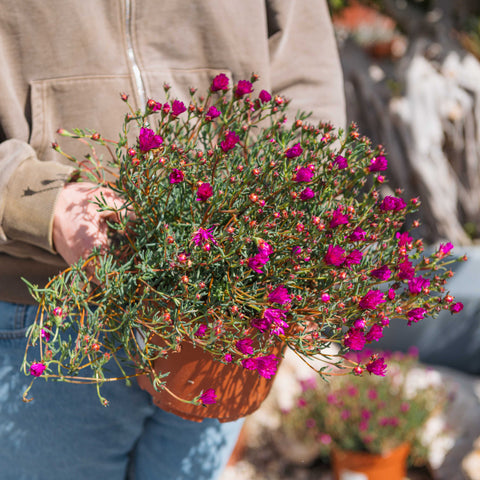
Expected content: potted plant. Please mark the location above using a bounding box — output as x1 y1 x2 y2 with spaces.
22 74 464 415
280 349 449 479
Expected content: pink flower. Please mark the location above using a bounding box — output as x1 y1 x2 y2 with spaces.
224 353 233 362
241 358 257 370
263 308 288 335
248 253 269 273
171 99 186 116
257 241 273 256
397 259 415 280
40 328 50 342
258 89 272 102
206 106 221 119
369 155 388 172
366 324 383 342
199 388 217 405
30 363 46 377
348 227 366 242
196 183 213 202
255 354 278 379
370 265 392 281
387 288 396 300
235 80 253 97
366 357 387 376
169 168 184 184
251 317 270 332
407 307 427 325
211 73 229 92
324 245 345 266
236 338 254 355
299 187 315 201
379 196 407 212
396 231 412 247
292 246 302 256
294 167 313 182
220 131 240 153
408 276 430 294
138 127 163 152
344 249 363 268
195 324 207 337
344 327 366 351
147 99 162 111
285 143 303 158
450 302 464 313
359 290 385 310
192 227 216 246
329 207 349 228
334 155 348 169
268 285 291 305
438 242 454 257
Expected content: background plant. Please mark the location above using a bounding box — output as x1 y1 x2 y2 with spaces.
22 75 465 406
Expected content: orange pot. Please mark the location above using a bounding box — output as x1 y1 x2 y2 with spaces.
331 443 410 480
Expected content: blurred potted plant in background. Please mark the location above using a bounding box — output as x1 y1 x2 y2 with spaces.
280 349 450 480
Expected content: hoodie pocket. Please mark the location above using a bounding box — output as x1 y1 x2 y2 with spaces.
29 75 134 165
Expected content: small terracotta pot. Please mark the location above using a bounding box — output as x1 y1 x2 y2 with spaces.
331 443 410 480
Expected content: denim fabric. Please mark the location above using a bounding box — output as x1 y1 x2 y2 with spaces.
0 300 243 480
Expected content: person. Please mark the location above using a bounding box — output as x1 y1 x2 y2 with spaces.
0 1 345 478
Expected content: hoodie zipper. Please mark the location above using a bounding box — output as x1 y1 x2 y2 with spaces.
125 0 146 109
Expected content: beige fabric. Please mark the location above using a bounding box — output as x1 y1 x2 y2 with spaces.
0 0 345 301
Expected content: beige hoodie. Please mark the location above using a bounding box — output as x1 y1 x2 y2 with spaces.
0 0 345 301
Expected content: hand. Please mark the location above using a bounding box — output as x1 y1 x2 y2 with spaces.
53 182 124 269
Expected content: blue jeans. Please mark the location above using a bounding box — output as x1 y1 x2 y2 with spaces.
0 300 243 480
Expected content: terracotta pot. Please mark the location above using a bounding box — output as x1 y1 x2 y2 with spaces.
331 443 410 480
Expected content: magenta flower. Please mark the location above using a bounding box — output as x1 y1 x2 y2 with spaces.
251 317 270 332
344 327 366 351
258 241 273 256
224 353 233 363
268 285 291 305
248 253 269 273
220 131 240 153
199 388 217 405
348 227 366 242
329 208 349 228
407 307 427 325
387 288 396 300
359 290 386 310
192 227 216 246
196 182 213 202
169 168 184 184
138 127 163 152
206 106 221 119
236 338 254 355
379 196 407 212
366 324 383 342
334 155 348 169
40 328 50 342
344 249 363 268
366 357 387 376
255 354 278 379
324 245 345 266
147 99 162 111
258 89 272 102
171 99 186 116
397 259 415 280
450 302 464 313
235 80 253 97
30 363 46 377
368 155 388 172
242 358 257 371
396 231 413 247
285 143 303 158
195 324 207 337
211 73 229 92
438 242 454 257
408 276 430 294
294 167 313 182
300 187 315 201
370 265 392 281
292 246 302 256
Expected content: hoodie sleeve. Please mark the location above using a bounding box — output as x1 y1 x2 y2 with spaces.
266 0 346 130
0 139 76 253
